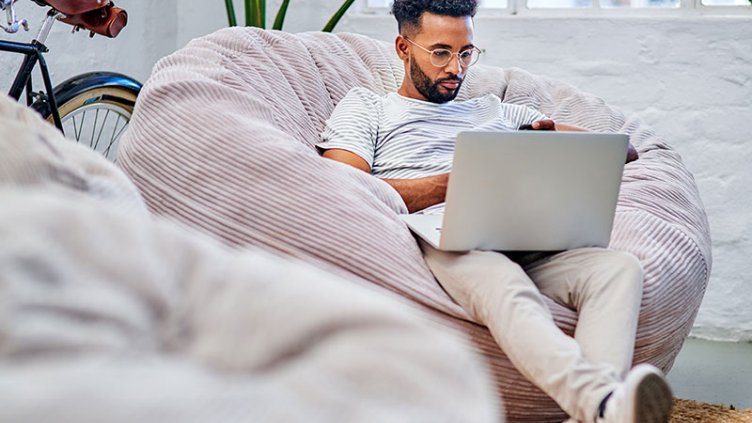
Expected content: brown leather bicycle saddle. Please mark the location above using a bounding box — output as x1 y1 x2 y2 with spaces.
33 0 128 38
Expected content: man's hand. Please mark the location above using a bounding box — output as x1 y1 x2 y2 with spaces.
522 119 639 163
519 119 557 131
625 144 638 163
521 119 581 132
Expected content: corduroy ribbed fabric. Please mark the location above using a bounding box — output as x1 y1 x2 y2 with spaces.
118 28 711 422
0 94 500 423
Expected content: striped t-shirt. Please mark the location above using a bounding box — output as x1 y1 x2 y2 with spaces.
318 87 545 214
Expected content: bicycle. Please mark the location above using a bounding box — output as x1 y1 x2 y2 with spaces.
1 0 141 161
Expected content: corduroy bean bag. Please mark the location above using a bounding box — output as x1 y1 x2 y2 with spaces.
0 94 498 423
118 28 712 422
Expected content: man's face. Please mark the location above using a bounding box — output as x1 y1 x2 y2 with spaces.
397 12 475 104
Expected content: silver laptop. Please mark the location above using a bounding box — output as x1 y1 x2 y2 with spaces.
400 131 628 251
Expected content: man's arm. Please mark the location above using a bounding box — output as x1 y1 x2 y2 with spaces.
322 148 448 213
322 149 371 173
382 174 449 214
528 119 639 163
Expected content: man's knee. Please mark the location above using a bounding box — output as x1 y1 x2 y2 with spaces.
594 250 644 297
608 251 643 280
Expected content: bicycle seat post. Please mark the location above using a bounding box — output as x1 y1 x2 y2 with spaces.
30 9 64 130
35 9 60 44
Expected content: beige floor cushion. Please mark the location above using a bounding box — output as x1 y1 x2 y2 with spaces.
0 94 499 423
119 28 712 422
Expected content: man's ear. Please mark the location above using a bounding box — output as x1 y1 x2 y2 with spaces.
395 35 410 61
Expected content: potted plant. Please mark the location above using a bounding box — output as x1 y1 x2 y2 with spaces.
224 0 356 32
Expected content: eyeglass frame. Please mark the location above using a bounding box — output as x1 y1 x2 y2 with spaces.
403 37 482 69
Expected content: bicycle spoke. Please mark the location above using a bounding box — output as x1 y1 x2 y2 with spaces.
73 113 82 141
90 109 100 148
93 109 111 151
111 120 129 144
104 115 124 157
77 111 87 141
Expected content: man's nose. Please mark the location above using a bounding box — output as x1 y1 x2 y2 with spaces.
444 54 462 74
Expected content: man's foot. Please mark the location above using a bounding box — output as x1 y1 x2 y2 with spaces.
597 364 673 423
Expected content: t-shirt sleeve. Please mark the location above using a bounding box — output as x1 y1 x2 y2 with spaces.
317 87 380 167
501 103 547 129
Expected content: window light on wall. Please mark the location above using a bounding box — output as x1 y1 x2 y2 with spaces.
366 0 750 10
367 0 508 9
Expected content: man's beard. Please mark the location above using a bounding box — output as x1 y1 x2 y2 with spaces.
410 59 462 104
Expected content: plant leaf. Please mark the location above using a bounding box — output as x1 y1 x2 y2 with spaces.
245 0 262 27
225 0 237 27
260 0 266 28
273 0 291 30
322 0 355 32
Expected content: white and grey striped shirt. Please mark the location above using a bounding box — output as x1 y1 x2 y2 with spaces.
318 87 545 214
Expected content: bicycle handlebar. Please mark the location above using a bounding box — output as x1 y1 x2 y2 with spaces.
1 0 29 33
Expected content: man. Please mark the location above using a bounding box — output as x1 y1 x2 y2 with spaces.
317 1 672 422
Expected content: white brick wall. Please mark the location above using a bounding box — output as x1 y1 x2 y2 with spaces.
2 0 749 341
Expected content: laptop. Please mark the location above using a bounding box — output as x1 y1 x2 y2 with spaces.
399 131 628 251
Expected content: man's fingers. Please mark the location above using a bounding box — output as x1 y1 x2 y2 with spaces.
626 143 639 163
532 119 556 130
521 119 556 131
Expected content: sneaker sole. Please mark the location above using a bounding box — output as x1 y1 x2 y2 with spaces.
634 370 674 423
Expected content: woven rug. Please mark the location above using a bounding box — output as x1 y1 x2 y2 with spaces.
672 399 752 422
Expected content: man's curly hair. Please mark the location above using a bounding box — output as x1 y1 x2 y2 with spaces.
391 0 478 35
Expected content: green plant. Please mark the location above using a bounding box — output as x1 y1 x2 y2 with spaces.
224 0 356 32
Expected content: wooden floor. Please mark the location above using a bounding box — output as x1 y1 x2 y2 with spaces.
672 399 752 423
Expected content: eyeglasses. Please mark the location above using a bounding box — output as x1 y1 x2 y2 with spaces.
404 38 482 69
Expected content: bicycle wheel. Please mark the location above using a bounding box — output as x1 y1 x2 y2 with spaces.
36 72 141 162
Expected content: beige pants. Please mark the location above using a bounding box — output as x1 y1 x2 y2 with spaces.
419 241 644 423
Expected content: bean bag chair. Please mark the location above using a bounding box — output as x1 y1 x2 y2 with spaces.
118 28 712 422
0 95 499 423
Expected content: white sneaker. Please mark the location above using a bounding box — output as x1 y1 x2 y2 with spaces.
597 364 673 423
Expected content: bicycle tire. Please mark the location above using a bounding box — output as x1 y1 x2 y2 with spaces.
34 72 141 162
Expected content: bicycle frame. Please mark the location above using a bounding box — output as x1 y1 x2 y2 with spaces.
2 9 63 130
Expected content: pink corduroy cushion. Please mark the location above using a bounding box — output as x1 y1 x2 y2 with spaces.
118 28 711 422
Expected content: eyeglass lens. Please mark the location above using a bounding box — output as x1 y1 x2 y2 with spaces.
430 49 480 68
